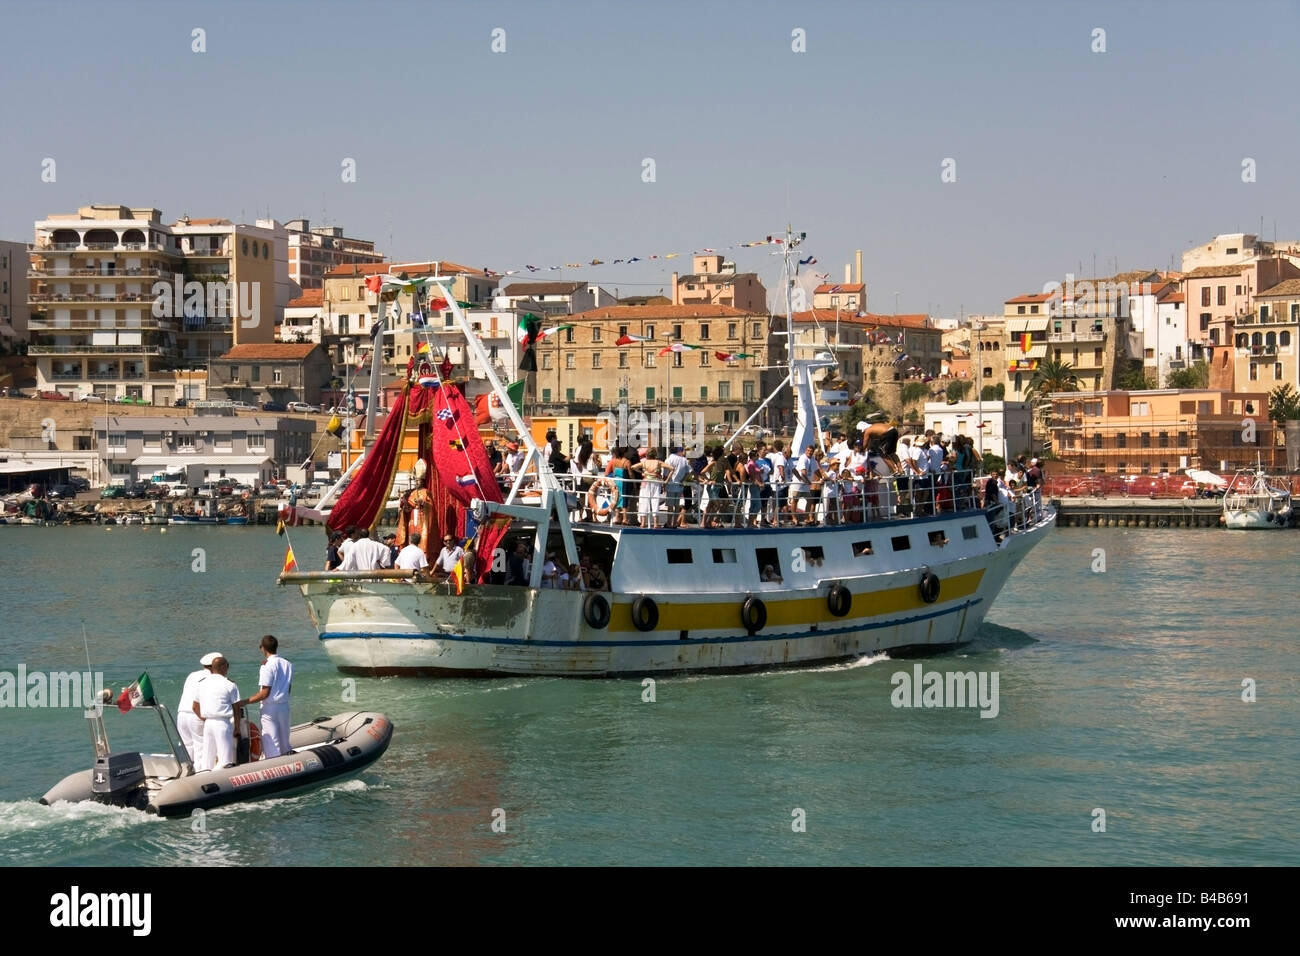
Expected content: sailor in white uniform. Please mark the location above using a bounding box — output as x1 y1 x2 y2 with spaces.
239 635 294 759
177 653 218 769
193 654 241 771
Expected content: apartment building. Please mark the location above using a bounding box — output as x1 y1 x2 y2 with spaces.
27 205 286 404
1049 388 1280 473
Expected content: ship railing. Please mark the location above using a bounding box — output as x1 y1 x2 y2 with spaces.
509 469 993 528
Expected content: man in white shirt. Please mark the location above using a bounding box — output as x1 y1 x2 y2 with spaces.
396 531 430 575
237 636 293 759
766 441 789 524
792 445 821 524
663 446 691 528
433 534 464 578
541 552 560 588
340 527 392 570
193 654 241 771
177 653 216 769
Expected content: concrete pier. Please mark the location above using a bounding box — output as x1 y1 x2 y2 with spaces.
1051 497 1227 529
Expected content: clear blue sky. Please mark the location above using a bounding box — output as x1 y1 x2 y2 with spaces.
3 0 1296 315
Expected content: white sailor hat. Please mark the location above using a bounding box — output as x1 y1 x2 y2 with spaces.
200 652 223 666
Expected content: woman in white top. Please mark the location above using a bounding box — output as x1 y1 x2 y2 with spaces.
631 448 665 529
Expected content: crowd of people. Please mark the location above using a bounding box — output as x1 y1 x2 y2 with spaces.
482 427 1046 533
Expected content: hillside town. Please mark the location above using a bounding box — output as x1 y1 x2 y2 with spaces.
4 204 1300 496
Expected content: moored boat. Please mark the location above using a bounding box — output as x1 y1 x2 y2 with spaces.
1222 458 1292 529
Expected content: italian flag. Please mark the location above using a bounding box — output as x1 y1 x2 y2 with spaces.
539 324 574 340
657 342 699 356
116 672 156 713
715 351 753 362
615 333 652 346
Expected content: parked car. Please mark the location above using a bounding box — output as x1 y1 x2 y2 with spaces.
77 393 105 403
168 484 191 499
68 476 90 492
39 390 70 401
126 480 152 499
195 483 218 499
287 401 321 414
145 483 170 499
48 483 79 500
215 479 235 497
100 485 126 499
262 401 287 412
231 401 256 411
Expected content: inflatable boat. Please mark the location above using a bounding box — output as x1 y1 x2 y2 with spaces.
42 701 393 818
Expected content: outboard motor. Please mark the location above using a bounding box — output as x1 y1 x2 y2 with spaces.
91 752 146 800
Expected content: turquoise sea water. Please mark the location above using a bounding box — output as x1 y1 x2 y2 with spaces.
0 523 1296 866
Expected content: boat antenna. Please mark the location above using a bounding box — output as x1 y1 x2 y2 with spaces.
81 621 111 759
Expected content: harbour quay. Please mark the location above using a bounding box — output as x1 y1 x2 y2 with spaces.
1051 496 1231 528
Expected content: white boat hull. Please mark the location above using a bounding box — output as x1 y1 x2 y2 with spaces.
1223 507 1290 529
292 511 1053 676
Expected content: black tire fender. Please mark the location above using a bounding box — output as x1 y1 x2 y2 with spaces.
631 595 659 632
741 595 767 633
583 592 611 630
827 583 852 618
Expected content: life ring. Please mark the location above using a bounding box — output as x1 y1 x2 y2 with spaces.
588 478 620 520
741 595 767 633
583 592 611 630
827 584 852 618
919 572 941 604
249 722 262 759
631 595 659 632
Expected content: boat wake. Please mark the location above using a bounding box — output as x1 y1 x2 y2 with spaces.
679 652 890 683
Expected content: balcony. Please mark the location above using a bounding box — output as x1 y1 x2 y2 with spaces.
28 317 177 332
28 267 169 280
29 292 158 304
28 344 164 356
1046 330 1107 343
28 241 171 254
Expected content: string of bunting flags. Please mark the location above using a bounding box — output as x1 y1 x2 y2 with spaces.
475 233 812 279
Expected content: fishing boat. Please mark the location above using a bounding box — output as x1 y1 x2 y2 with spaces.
41 688 392 817
1222 457 1292 529
278 234 1055 676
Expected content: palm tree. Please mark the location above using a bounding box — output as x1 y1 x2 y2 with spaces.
1025 359 1079 400
1024 359 1078 457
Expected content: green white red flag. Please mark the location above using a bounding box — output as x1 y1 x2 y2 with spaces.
116 672 156 712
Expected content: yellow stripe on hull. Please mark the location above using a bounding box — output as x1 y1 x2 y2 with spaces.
606 568 985 632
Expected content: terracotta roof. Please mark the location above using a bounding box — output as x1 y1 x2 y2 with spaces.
287 289 323 308
1164 292 1185 303
570 304 757 321
1183 264 1246 279
1005 293 1054 304
792 310 932 329
173 217 231 226
501 281 586 297
618 295 672 306
217 343 321 360
324 260 487 278
814 283 865 294
1257 278 1300 298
